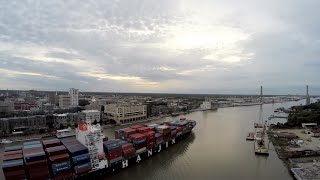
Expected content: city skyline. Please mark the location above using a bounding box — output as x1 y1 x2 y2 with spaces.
1 0 320 94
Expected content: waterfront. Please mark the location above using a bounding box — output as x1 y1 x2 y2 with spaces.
101 100 309 180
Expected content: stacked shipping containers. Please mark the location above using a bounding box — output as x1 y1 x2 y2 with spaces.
60 137 92 176
103 140 124 164
23 141 50 180
2 145 27 180
44 138 73 180
128 133 146 153
155 125 171 142
138 127 155 149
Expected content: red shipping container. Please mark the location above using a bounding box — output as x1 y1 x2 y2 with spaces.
53 171 73 180
129 133 146 141
122 143 134 151
4 174 27 180
4 150 22 156
29 171 50 180
49 153 70 163
123 148 135 157
3 154 23 161
3 169 25 177
28 166 50 176
26 159 48 169
147 141 155 149
137 127 151 133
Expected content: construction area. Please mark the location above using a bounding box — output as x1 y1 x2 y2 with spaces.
268 124 320 180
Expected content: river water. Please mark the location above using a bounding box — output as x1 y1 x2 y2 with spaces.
101 100 312 180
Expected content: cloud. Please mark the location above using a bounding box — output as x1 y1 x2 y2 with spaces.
0 0 319 94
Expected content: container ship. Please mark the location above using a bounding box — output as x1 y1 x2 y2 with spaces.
1 110 196 180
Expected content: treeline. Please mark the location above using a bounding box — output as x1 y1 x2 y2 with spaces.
287 102 320 126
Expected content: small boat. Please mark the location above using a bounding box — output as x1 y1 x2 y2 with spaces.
0 139 13 144
246 132 255 140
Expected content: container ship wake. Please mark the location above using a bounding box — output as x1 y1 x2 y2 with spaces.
1 110 196 180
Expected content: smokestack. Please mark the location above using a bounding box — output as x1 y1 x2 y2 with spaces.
307 85 309 96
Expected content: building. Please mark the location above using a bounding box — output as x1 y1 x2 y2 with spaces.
69 88 79 106
59 95 71 108
79 110 101 124
58 88 79 108
53 113 79 129
200 101 213 110
85 98 103 111
0 115 46 134
0 100 14 113
104 104 147 124
14 101 38 111
43 103 54 112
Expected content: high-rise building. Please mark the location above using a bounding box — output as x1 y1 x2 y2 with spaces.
58 88 79 108
69 88 79 106
59 95 71 108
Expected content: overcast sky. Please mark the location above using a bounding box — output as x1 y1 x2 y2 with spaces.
0 0 319 95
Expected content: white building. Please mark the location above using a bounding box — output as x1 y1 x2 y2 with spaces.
58 88 79 108
200 101 213 110
69 88 79 106
79 110 101 124
104 104 147 124
76 110 107 170
59 95 71 108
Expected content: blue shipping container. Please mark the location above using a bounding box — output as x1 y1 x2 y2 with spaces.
2 159 24 168
5 145 22 152
46 145 66 153
23 144 43 150
132 139 146 145
52 161 71 174
74 162 92 171
72 153 90 165
23 141 41 146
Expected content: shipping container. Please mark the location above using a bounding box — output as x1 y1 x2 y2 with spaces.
4 145 22 152
49 153 70 163
72 153 90 166
46 145 67 156
25 159 48 169
42 138 61 148
23 140 41 146
3 150 22 156
74 162 92 175
24 151 47 163
137 127 151 133
3 154 23 162
2 159 24 172
52 170 73 180
23 143 43 150
51 160 72 174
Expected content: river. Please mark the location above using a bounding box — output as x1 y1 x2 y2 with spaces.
101 99 314 180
